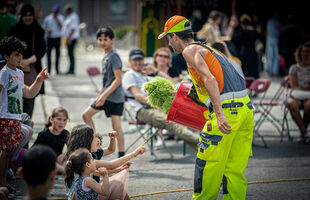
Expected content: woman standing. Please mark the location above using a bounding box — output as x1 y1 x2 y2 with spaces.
7 4 46 118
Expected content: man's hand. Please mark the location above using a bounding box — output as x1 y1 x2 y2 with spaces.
36 67 49 83
217 114 232 134
66 38 72 45
143 64 157 75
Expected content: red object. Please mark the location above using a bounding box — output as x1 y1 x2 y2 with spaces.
167 82 208 131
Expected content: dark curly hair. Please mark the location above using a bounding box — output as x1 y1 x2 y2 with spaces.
65 124 94 159
0 36 26 58
64 148 91 188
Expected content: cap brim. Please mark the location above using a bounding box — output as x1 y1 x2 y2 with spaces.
130 55 144 60
158 32 167 39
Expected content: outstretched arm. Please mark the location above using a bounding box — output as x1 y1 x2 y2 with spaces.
23 67 49 98
129 86 149 105
95 142 146 169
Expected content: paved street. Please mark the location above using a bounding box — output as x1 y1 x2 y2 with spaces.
8 46 310 200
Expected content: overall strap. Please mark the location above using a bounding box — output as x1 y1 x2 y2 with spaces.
189 42 216 54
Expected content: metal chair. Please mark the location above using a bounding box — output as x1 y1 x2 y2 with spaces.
86 66 101 93
248 78 271 147
124 97 173 159
252 77 292 142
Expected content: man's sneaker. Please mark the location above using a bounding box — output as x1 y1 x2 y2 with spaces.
155 138 164 149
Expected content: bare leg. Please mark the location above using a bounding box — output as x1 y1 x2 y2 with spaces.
0 151 13 187
302 100 310 131
286 98 306 135
82 107 101 134
111 115 125 153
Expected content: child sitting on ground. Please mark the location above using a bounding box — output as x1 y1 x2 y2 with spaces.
32 107 70 174
65 148 110 200
64 124 145 200
18 145 57 200
0 36 49 195
92 132 118 182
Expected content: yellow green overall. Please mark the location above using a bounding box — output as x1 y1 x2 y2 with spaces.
189 43 254 200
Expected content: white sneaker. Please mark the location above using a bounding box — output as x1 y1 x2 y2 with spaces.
155 138 164 149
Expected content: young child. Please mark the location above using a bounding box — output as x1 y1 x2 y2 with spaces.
64 124 145 200
82 27 125 158
32 107 70 174
19 145 57 200
0 36 49 192
92 132 117 182
65 148 110 200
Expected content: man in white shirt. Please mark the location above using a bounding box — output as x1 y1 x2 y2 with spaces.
42 5 64 75
62 4 79 75
123 48 199 146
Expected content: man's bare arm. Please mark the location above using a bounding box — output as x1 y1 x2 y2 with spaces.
183 45 231 134
129 86 149 105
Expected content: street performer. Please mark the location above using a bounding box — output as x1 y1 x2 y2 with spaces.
158 15 254 200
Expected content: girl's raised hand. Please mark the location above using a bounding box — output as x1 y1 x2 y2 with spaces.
96 167 108 177
133 142 146 157
108 131 118 140
120 162 133 170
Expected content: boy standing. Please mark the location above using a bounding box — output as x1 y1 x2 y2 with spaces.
19 145 57 200
0 36 49 192
82 27 125 157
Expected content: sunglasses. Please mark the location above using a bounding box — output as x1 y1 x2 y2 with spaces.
156 54 169 59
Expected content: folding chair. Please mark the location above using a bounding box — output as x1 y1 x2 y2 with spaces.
124 97 173 159
281 76 294 141
248 78 271 147
85 66 105 118
86 66 101 93
253 77 290 141
245 76 255 89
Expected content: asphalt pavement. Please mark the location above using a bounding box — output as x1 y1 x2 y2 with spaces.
8 46 310 200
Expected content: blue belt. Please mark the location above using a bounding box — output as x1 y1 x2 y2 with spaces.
208 102 244 113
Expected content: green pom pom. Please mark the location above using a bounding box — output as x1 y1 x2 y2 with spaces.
143 77 176 114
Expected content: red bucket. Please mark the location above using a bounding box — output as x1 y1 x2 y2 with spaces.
167 82 208 131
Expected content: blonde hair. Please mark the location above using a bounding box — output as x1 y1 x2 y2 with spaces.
45 107 69 128
153 47 172 68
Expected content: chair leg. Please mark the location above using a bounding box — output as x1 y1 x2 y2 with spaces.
183 141 186 156
125 126 158 159
157 133 174 158
253 130 268 148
